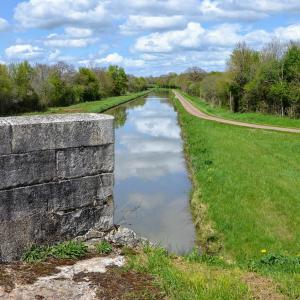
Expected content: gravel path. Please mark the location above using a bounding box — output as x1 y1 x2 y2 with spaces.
173 90 300 134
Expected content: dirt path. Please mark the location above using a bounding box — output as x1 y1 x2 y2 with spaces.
173 90 300 134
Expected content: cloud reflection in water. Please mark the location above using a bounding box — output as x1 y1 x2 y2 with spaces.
109 95 195 254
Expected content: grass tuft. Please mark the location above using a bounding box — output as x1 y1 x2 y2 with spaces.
22 241 88 262
96 241 113 255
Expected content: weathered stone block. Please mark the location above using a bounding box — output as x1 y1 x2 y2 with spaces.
56 144 114 179
0 200 113 262
47 174 113 212
0 113 115 262
0 174 113 222
0 150 56 190
0 119 11 155
3 114 114 154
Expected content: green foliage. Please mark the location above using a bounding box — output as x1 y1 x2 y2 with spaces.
22 241 88 262
108 65 128 96
0 64 13 114
22 245 52 262
283 43 300 81
96 241 113 255
0 61 148 116
202 42 300 117
75 67 100 102
249 254 300 274
50 241 88 259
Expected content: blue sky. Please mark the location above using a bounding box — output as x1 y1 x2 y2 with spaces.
0 0 300 75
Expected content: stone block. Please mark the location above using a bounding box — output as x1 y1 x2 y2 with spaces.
3 114 114 154
0 200 113 262
0 174 113 222
0 150 56 190
56 144 114 179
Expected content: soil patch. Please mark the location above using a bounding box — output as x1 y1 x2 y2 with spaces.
74 266 165 300
243 272 286 300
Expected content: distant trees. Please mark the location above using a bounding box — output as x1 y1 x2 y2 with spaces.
154 67 207 97
0 62 148 116
158 41 300 118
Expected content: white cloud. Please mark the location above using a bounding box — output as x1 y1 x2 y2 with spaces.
120 15 186 34
65 27 93 38
199 0 267 21
236 1 300 13
0 18 9 31
198 0 300 21
134 118 180 139
274 23 300 41
115 0 199 15
14 0 109 29
96 53 145 68
5 44 44 60
134 22 242 53
44 37 96 48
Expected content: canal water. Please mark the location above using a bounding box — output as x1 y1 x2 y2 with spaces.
106 92 195 254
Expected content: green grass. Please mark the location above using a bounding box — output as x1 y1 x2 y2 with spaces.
96 241 113 255
26 90 151 115
22 241 88 262
171 94 300 298
181 91 300 128
126 246 251 300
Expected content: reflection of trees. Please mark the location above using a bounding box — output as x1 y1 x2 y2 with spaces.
107 96 147 129
111 106 127 128
123 97 146 110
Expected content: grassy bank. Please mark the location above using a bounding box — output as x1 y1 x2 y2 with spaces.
170 93 300 298
181 92 300 128
26 90 151 115
125 94 299 299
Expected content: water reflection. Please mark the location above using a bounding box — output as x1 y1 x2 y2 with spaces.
106 93 195 254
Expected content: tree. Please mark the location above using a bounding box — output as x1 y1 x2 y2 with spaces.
9 61 39 112
108 65 128 96
31 64 52 108
228 42 259 112
75 67 100 102
0 64 13 115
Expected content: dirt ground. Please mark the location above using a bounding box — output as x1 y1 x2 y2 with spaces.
0 256 165 300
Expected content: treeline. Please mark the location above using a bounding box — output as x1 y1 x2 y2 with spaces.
155 41 300 118
0 62 148 115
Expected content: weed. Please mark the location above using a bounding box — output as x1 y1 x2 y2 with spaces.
50 241 88 259
96 241 113 255
22 241 88 262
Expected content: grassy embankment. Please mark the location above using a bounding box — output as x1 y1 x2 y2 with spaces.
26 90 151 115
182 92 300 128
127 93 300 299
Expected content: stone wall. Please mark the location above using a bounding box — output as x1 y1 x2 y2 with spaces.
0 114 114 262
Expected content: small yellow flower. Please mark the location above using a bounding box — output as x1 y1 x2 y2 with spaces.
261 249 267 254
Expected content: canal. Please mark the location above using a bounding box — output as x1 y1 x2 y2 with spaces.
106 92 195 254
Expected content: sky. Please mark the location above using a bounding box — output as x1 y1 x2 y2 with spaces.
0 0 300 76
